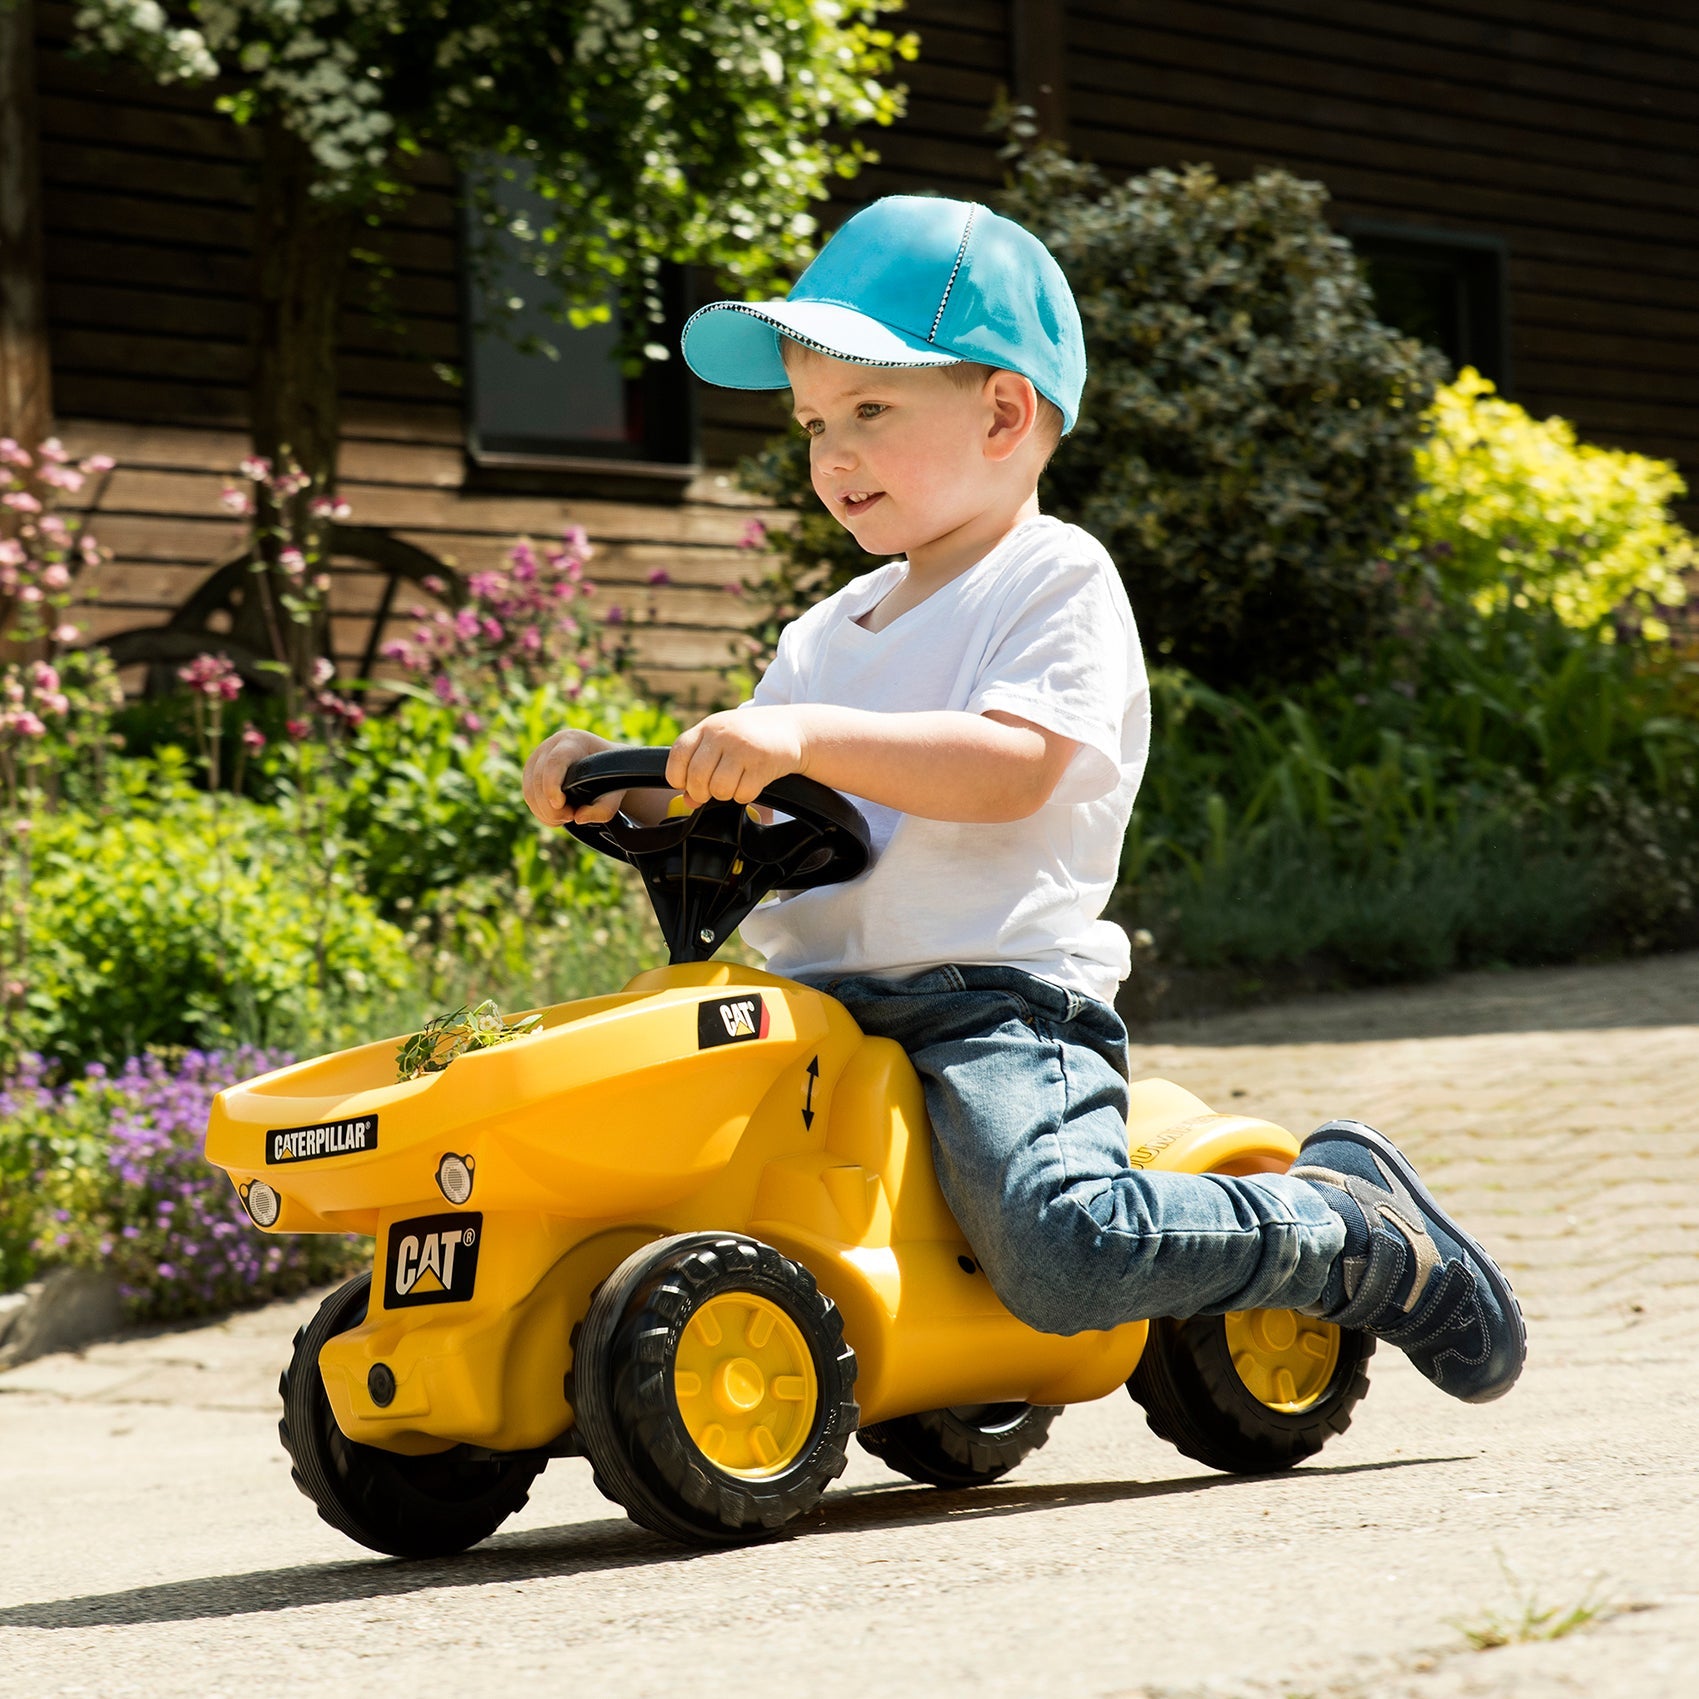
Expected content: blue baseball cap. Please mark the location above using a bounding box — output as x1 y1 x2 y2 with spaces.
681 196 1085 433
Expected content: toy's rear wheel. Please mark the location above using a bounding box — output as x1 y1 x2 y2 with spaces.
858 1402 1062 1488
278 1273 543 1558
1127 1308 1373 1474
572 1233 857 1548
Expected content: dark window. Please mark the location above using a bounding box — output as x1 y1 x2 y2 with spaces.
462 167 695 466
1346 222 1511 392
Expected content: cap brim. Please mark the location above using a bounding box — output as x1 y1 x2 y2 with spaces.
681 300 960 390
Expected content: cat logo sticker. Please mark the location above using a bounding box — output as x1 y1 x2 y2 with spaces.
384 1212 482 1308
697 994 769 1049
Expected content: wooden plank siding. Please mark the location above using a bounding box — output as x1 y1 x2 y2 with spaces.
34 1 1699 705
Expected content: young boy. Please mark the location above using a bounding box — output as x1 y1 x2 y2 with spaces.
522 195 1526 1404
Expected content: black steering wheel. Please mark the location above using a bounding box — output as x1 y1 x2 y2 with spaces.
560 747 872 964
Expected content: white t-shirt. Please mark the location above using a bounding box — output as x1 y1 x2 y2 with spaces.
738 514 1150 1006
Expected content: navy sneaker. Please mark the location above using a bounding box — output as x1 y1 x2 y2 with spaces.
1292 1119 1527 1404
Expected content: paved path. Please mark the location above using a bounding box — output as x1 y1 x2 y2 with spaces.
3 953 1697 1698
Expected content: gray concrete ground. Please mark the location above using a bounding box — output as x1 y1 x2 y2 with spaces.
3 952 1696 1698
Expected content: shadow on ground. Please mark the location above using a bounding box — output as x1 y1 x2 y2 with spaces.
0 1455 1465 1630
1137 952 1699 1048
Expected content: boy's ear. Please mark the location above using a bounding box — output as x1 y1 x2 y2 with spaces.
982 369 1041 462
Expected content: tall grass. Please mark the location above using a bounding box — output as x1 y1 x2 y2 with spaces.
1121 610 1699 987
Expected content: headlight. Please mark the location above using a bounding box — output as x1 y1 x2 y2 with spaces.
435 1153 475 1205
243 1180 281 1227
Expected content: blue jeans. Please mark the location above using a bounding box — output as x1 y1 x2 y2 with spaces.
807 965 1345 1335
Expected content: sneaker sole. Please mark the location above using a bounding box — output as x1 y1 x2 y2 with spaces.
1307 1119 1528 1403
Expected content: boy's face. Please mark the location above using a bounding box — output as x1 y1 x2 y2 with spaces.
786 350 1023 559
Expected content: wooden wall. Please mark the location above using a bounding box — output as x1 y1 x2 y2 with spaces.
33 0 783 706
34 1 1699 703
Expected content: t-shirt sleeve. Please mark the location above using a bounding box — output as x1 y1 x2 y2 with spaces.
965 554 1132 806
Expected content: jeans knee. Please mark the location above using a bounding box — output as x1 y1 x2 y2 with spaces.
981 1241 1099 1337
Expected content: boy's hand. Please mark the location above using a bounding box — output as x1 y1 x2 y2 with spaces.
521 728 623 826
666 707 806 807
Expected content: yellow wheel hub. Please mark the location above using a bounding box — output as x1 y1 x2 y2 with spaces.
673 1293 818 1478
1224 1308 1341 1413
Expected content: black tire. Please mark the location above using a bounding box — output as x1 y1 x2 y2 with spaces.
573 1233 858 1548
278 1273 543 1558
858 1402 1063 1487
1127 1310 1374 1474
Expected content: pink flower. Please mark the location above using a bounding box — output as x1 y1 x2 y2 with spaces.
241 724 266 753
31 662 59 693
431 674 455 703
454 608 480 640
0 438 29 468
460 712 483 733
37 438 68 464
285 717 310 740
80 454 115 475
178 652 240 699
312 656 336 687
422 575 446 596
53 623 80 644
219 484 253 515
278 548 305 578
19 585 42 604
738 517 768 550
239 455 272 482
722 581 747 597
41 563 71 591
0 539 23 567
647 567 672 585
480 617 503 643
3 491 41 513
309 494 352 519
8 711 46 738
79 534 101 564
39 464 84 493
519 626 542 653
605 605 624 625
312 573 331 593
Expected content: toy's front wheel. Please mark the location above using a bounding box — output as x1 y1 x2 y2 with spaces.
278 1273 543 1558
572 1233 858 1548
1127 1308 1373 1474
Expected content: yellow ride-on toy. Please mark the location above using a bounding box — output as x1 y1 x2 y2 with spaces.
206 750 1373 1556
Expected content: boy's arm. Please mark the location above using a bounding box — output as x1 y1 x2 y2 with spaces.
667 704 1077 823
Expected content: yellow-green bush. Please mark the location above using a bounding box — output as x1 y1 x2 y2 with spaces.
1411 369 1694 634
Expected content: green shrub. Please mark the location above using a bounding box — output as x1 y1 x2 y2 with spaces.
1410 370 1693 635
17 756 413 1071
326 674 678 918
1120 611 1699 988
1004 151 1443 687
739 149 1444 691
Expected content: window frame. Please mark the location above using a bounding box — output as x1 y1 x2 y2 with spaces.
1343 220 1512 394
457 177 699 492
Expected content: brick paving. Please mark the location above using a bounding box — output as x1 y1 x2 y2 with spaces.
1135 950 1699 1367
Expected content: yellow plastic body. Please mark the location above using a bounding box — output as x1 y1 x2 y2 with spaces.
205 964 1304 1456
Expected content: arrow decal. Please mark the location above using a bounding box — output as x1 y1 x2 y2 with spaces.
802 1055 820 1130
